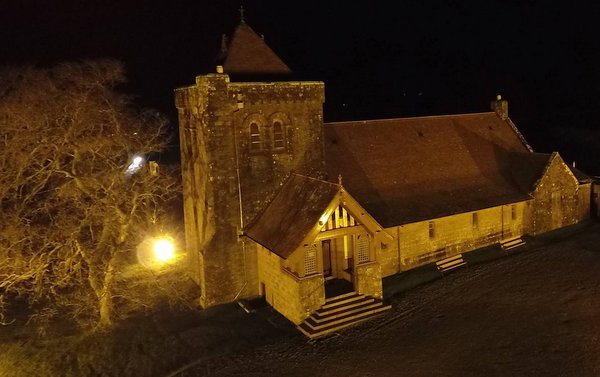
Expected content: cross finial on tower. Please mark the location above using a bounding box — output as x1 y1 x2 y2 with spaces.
239 5 245 23
338 174 343 186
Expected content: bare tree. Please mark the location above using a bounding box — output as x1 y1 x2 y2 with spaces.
0 60 181 328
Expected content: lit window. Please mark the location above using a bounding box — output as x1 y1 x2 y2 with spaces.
428 221 435 239
273 121 285 149
472 212 479 230
511 205 517 221
250 122 261 151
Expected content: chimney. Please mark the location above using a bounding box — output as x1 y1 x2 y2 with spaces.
491 94 508 120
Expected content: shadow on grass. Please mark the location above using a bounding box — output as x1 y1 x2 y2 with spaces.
0 298 299 377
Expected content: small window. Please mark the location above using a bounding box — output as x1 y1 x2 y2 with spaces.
357 234 370 263
273 121 285 149
511 205 517 221
250 122 261 151
428 221 435 239
304 244 317 275
472 212 479 230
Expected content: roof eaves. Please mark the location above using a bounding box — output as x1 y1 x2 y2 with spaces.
241 232 286 259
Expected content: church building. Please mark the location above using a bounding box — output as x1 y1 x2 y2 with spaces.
175 19 593 338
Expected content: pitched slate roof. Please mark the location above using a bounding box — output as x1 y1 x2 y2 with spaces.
244 174 339 259
508 152 553 193
570 165 591 182
508 152 590 192
324 112 538 227
222 22 292 75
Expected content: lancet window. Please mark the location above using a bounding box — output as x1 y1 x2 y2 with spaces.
273 121 285 149
250 122 261 151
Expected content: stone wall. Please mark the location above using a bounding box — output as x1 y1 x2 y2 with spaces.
257 246 325 324
531 154 580 235
175 73 325 308
355 261 383 298
593 182 600 218
228 81 326 225
381 202 529 273
577 183 592 220
377 234 400 277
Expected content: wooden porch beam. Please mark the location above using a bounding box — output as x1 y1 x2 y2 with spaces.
315 225 366 241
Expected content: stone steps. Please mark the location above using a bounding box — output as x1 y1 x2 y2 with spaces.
435 254 467 273
501 236 526 250
297 292 391 339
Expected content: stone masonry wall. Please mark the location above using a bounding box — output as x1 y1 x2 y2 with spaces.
175 73 325 308
531 154 580 235
355 262 383 298
377 236 400 278
383 202 529 273
593 182 600 218
175 77 212 293
229 82 326 225
577 183 592 220
257 246 325 324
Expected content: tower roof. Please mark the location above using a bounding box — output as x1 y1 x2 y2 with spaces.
221 22 292 75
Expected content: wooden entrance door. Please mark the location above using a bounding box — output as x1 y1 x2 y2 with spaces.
322 240 332 277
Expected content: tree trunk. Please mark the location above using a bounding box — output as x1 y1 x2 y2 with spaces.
98 255 116 328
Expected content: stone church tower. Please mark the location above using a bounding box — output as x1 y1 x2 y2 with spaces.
175 20 326 307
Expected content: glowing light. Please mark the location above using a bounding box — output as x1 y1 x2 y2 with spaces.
318 213 330 227
125 155 144 175
137 235 179 269
153 238 175 262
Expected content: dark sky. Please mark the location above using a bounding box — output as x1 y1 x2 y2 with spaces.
1 0 599 173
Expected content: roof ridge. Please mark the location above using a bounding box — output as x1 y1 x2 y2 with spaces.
504 116 533 152
324 112 496 126
291 173 340 188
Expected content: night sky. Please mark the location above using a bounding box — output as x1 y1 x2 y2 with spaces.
1 1 599 173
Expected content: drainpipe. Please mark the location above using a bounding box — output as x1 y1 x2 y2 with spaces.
397 226 401 272
231 100 248 301
501 205 504 240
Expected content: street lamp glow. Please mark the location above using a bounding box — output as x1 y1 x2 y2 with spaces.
153 238 175 262
125 154 144 175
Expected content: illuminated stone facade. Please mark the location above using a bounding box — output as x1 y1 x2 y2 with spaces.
530 153 589 235
175 74 325 307
593 182 600 217
383 202 529 273
176 21 593 325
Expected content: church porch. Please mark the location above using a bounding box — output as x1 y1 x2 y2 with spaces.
246 174 392 329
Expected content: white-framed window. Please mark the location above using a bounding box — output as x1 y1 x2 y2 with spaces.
304 244 317 275
357 234 370 263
